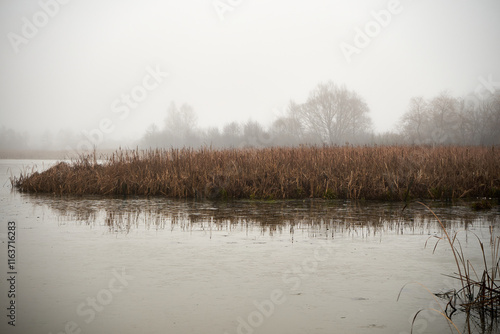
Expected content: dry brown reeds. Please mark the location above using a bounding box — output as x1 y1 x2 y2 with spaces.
11 146 500 201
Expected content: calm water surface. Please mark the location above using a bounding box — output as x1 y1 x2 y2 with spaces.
0 159 499 334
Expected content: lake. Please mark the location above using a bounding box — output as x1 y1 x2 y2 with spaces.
1 159 499 334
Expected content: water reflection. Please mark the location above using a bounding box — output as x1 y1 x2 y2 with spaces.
11 191 500 334
20 193 500 239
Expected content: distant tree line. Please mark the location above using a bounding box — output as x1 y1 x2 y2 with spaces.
0 127 30 151
139 81 500 149
399 91 500 145
2 81 499 153
140 81 374 149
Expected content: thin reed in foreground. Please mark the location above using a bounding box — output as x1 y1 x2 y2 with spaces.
399 202 500 333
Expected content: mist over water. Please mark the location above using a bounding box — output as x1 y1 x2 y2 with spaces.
1 1 499 152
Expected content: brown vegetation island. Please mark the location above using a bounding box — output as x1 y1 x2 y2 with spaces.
12 146 500 201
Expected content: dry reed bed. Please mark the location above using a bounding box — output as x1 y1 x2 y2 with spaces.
12 146 500 200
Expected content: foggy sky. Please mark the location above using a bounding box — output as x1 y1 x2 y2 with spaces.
1 0 499 144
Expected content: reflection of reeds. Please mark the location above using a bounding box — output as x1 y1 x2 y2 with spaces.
12 146 500 200
21 191 498 241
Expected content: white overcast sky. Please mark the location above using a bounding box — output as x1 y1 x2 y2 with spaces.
1 0 499 142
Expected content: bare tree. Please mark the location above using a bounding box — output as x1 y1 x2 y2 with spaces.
203 126 222 147
400 91 500 146
400 93 462 145
222 122 241 147
164 102 198 139
457 97 484 145
400 96 430 144
140 124 161 147
427 92 461 144
242 120 271 147
295 82 371 145
481 91 500 145
270 100 305 145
